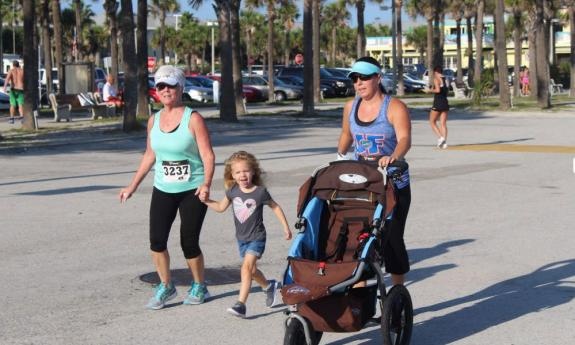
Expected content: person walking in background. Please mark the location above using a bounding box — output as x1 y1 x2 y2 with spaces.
2 60 24 124
521 66 530 96
119 65 215 310
337 56 412 287
203 151 292 318
427 66 450 149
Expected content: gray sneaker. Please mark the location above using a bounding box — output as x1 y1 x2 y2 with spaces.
145 282 177 310
265 280 281 307
227 301 246 318
183 282 211 305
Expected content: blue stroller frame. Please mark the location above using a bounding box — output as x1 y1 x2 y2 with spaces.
281 160 413 345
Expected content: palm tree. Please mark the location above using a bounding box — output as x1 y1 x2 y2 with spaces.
40 0 53 97
405 25 427 65
323 0 349 66
73 0 83 61
568 0 575 97
119 0 138 131
104 1 119 87
0 0 11 73
534 0 551 108
406 0 434 80
303 0 314 115
229 0 246 114
506 0 525 97
278 0 299 66
494 0 511 109
449 0 464 85
312 0 320 102
22 0 38 130
474 0 485 88
213 0 238 122
51 0 64 94
462 0 475 84
150 0 180 66
395 0 405 96
136 0 148 117
240 9 264 73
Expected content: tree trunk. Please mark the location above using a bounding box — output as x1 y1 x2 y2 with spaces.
495 0 510 109
302 0 314 115
51 0 64 95
105 1 119 87
356 0 365 58
466 16 474 85
74 0 83 61
119 0 138 131
230 0 245 114
396 0 404 96
267 1 275 103
426 17 433 82
41 0 52 98
474 0 484 86
455 18 463 85
22 0 38 130
528 27 537 97
136 0 149 117
214 0 238 122
331 27 337 66
570 6 575 97
312 0 320 102
512 12 521 98
0 11 4 73
284 27 291 66
535 1 550 108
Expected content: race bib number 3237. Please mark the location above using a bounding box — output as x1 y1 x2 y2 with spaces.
162 160 190 183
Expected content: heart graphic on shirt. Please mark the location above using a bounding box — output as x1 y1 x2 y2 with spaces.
233 197 257 223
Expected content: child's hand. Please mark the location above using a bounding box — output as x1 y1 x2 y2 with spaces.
284 228 292 240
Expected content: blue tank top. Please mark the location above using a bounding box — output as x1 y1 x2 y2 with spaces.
349 95 410 189
151 107 205 193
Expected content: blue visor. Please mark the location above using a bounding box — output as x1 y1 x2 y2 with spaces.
347 61 381 78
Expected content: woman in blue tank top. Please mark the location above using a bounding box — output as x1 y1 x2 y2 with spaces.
337 56 412 287
119 65 215 309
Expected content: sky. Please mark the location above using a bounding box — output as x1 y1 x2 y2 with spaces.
71 0 422 29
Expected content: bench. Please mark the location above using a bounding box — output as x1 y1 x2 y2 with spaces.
549 79 564 95
453 81 472 99
49 93 111 121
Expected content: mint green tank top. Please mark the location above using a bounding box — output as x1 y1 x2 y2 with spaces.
151 107 204 193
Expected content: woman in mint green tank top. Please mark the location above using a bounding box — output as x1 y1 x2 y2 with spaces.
119 66 216 309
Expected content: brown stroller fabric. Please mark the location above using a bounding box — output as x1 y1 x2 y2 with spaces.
284 161 396 332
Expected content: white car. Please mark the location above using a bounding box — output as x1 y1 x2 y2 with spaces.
183 77 213 103
0 78 10 110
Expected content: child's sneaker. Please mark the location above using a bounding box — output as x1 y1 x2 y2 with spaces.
145 282 177 310
227 301 246 318
183 282 210 305
265 280 281 307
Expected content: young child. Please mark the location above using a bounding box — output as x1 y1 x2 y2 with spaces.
203 151 292 318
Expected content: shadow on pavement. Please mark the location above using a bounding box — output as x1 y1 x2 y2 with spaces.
139 267 242 286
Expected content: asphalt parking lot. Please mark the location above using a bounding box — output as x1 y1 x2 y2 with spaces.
1 105 574 344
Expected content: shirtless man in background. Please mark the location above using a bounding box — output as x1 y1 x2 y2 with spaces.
3 60 24 124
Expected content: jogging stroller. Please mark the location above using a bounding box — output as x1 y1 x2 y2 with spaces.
281 160 413 345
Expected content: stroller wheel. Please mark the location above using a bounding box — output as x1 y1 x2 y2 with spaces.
284 317 322 345
381 285 413 345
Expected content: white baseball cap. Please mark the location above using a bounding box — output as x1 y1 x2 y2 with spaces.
154 65 186 88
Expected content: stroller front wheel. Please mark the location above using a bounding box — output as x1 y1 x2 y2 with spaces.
381 285 413 345
284 316 322 345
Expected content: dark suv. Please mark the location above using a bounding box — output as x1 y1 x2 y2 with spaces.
275 66 354 97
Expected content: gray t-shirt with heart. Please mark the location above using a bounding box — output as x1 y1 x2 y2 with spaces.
226 185 272 242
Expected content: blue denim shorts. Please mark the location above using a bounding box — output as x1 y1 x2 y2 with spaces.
237 240 266 258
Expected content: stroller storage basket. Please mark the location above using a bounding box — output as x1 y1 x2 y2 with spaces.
298 286 377 332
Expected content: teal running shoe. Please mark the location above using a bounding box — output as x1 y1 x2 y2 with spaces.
145 282 177 310
183 282 211 305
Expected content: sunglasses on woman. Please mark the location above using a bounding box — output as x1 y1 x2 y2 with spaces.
350 73 377 83
156 83 178 91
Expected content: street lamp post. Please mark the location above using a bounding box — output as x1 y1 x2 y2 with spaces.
173 14 182 65
207 21 218 76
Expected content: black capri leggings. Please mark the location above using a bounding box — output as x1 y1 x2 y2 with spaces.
149 187 208 259
383 184 411 275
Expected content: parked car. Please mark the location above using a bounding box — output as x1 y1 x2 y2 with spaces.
275 66 354 97
242 75 303 101
184 76 213 103
0 78 9 110
147 77 161 103
276 75 337 98
402 73 427 93
323 68 352 79
204 75 266 102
